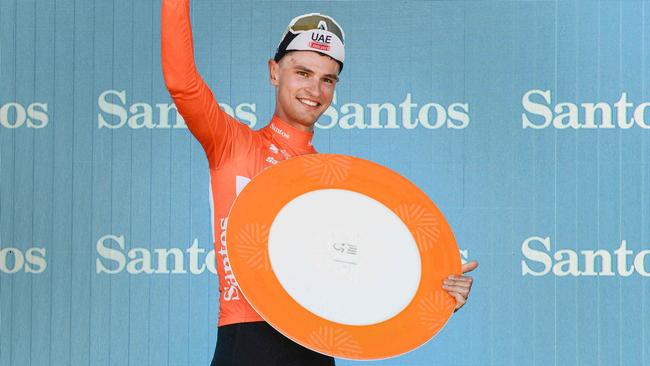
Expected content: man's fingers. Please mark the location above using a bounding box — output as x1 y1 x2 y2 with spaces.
443 278 472 289
445 275 473 283
443 260 476 312
448 290 466 310
461 260 479 274
444 285 470 296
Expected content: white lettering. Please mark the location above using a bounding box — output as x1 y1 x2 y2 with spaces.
219 217 241 301
98 89 254 129
316 92 470 130
98 90 128 128
128 102 154 129
99 89 469 130
126 248 154 274
270 123 290 139
521 236 552 276
614 93 634 128
552 249 580 276
615 240 635 276
634 102 650 128
95 234 216 275
339 103 366 129
0 246 47 274
319 105 339 129
397 93 417 129
634 250 650 276
582 102 613 129
522 89 650 129
522 237 650 277
447 103 470 129
26 103 49 128
417 102 446 129
553 102 580 129
368 103 397 129
581 249 614 276
0 102 46 129
153 247 186 274
96 234 127 274
0 247 25 273
156 103 179 128
522 89 552 129
235 103 257 128
24 248 47 273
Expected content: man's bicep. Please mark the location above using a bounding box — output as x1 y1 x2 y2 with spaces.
172 83 236 168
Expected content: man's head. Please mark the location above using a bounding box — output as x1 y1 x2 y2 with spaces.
269 13 345 132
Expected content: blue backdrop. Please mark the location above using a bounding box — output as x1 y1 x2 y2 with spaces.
1 0 650 365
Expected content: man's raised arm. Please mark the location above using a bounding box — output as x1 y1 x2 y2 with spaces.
161 0 234 168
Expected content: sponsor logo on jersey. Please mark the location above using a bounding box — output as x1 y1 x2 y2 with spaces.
218 218 241 301
270 123 290 139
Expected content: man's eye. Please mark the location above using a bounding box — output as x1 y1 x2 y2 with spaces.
323 78 335 84
297 71 309 77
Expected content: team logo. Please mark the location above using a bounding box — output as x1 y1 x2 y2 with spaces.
309 32 332 51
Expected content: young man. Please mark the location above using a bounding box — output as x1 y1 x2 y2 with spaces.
161 1 477 365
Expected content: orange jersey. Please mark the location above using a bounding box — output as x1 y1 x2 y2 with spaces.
161 0 317 326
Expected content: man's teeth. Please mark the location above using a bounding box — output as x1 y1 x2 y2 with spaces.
299 98 319 107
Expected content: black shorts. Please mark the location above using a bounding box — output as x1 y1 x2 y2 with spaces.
211 321 336 366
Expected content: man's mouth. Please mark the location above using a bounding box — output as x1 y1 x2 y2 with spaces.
297 98 321 108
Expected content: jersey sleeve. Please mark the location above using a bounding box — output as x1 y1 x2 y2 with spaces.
161 0 238 169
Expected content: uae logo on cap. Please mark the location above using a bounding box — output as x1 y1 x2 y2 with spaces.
309 31 331 51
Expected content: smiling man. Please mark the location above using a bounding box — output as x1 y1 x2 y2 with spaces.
271 51 339 131
161 1 477 365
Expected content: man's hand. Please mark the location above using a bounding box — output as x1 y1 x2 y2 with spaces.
443 260 478 312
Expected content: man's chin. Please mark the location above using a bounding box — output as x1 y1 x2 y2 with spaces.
298 118 318 131
294 113 322 128
282 107 328 130
297 119 318 130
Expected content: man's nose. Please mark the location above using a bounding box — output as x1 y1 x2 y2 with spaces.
304 78 321 98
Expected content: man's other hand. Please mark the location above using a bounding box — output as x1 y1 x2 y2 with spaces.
443 260 478 312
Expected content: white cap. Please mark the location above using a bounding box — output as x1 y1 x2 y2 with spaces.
275 13 346 67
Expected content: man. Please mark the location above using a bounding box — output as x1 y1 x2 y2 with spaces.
161 1 477 365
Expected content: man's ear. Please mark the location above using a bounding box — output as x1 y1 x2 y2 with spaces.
268 59 279 86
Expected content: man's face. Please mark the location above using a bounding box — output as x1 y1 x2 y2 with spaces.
269 51 340 131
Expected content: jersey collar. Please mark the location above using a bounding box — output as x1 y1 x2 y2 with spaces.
267 115 315 151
